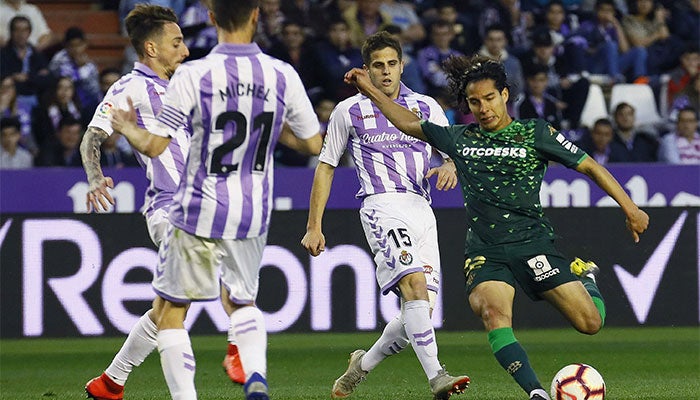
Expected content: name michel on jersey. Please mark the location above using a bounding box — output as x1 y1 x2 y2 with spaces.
219 82 270 102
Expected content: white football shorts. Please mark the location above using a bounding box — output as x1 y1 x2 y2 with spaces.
145 206 169 247
359 192 441 296
152 225 267 304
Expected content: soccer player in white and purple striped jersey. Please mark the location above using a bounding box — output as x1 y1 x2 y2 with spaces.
80 5 190 400
301 31 470 399
111 1 323 399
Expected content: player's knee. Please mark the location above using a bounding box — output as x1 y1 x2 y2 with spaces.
398 273 428 301
477 305 512 329
575 314 602 335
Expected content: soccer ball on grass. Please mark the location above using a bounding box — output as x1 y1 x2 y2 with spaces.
550 363 605 400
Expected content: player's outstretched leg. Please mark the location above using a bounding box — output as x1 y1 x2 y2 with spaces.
429 369 471 400
570 258 606 326
231 306 269 399
222 342 245 385
85 310 158 400
331 349 368 398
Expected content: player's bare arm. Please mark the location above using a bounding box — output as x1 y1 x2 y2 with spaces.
278 123 323 155
111 96 171 157
576 156 649 242
301 162 336 256
426 157 457 191
80 126 115 212
344 68 427 141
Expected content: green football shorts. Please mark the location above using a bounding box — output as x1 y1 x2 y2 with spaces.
463 238 578 301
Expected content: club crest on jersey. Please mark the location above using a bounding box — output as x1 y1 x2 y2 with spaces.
399 250 413 265
548 124 557 136
410 107 423 119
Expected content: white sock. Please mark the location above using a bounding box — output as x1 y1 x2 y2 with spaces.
530 388 551 400
230 306 267 380
403 300 442 380
361 315 409 372
105 311 158 386
157 329 197 400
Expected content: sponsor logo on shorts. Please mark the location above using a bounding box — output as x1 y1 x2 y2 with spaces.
423 265 433 274
527 255 560 282
399 250 413 265
464 256 486 286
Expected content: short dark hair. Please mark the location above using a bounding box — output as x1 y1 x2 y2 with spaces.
443 54 509 113
58 115 82 131
361 31 402 66
211 0 259 32
100 67 121 79
64 26 85 43
125 4 179 58
677 106 698 120
593 118 613 129
614 102 634 115
595 0 616 10
9 15 31 36
0 116 21 133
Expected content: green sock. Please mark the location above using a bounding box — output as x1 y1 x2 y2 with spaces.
580 275 606 326
488 327 543 395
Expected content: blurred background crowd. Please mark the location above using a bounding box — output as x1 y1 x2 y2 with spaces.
1 0 698 170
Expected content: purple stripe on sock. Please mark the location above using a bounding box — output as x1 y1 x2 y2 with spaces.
184 362 195 371
413 329 433 339
234 318 256 328
183 352 195 361
235 326 258 335
415 338 435 347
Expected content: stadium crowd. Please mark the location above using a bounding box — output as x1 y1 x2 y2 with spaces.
1 0 699 169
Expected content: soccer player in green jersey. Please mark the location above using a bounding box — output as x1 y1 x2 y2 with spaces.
344 54 649 400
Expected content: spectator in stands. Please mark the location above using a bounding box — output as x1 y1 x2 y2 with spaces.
541 1 587 69
382 24 425 94
380 0 425 54
0 77 34 154
314 18 364 102
0 16 52 114
32 76 84 150
99 68 122 99
38 115 83 167
100 131 138 168
49 27 102 116
478 0 534 56
609 102 659 162
578 0 647 83
520 27 590 129
478 24 525 100
0 0 58 51
622 0 684 77
670 75 700 118
255 0 285 50
417 20 463 98
670 0 700 49
343 0 393 48
432 0 479 55
518 63 563 129
658 107 700 164
281 0 333 40
576 118 615 165
179 0 217 60
267 20 321 100
666 46 700 113
0 116 33 169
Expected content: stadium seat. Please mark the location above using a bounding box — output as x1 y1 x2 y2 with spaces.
609 83 663 128
578 83 608 129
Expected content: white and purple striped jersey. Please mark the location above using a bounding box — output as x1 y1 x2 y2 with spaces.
319 83 448 201
151 43 319 239
89 62 189 217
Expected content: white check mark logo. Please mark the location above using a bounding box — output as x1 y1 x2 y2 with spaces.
613 211 688 324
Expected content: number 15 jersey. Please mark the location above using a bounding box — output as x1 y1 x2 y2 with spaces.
152 42 319 239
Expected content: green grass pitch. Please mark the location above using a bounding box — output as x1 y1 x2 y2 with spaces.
1 327 698 399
